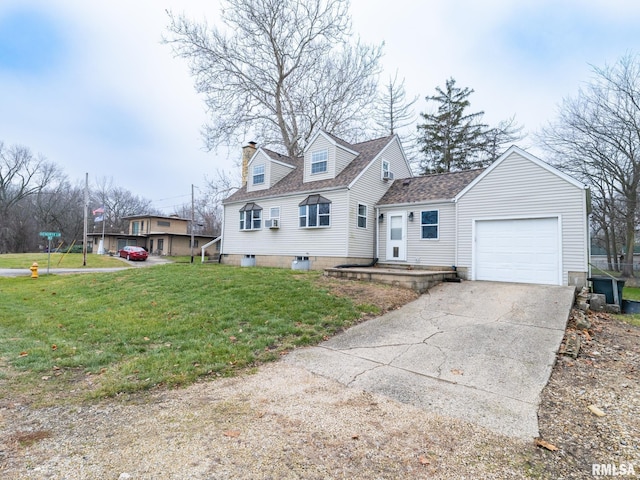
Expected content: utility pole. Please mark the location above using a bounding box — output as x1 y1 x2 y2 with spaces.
190 184 195 264
82 172 88 266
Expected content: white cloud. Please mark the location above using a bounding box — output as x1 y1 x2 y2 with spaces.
0 0 638 208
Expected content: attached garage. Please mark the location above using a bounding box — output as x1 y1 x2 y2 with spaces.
455 146 589 287
376 146 589 287
474 217 561 285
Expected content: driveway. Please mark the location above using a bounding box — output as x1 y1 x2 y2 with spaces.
286 280 575 439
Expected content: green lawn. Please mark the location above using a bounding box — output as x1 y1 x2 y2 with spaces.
0 264 375 404
0 252 127 269
620 286 640 326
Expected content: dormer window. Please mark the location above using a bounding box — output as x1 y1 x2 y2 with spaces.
252 164 265 184
311 150 328 174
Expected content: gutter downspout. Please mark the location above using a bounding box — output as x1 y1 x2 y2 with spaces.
375 206 380 260
454 198 459 268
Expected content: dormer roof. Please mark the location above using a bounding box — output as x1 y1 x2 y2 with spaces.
224 134 396 204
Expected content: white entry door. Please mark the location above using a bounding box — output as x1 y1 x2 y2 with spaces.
386 212 406 261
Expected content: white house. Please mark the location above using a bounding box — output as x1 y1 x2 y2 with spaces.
221 131 412 270
221 133 590 287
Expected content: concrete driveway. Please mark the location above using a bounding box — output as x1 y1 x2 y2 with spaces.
286 280 575 439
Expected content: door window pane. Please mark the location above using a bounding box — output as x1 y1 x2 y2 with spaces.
390 216 402 240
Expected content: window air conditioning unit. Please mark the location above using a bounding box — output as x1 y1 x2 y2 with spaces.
383 171 394 180
266 218 279 229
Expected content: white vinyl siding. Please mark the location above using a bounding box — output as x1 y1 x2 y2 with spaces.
303 132 358 183
247 152 270 192
348 137 412 258
380 202 456 265
270 161 295 187
247 152 295 192
335 143 357 176
456 151 588 285
223 190 350 258
303 135 333 183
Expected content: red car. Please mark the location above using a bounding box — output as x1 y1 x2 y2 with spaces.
119 246 148 261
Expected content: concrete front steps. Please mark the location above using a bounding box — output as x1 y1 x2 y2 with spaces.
324 264 458 293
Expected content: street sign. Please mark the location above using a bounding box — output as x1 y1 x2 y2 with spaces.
39 232 61 238
39 232 61 274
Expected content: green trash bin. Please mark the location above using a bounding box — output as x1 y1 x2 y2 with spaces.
588 276 625 306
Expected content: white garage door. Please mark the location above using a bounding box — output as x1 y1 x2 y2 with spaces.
475 218 560 285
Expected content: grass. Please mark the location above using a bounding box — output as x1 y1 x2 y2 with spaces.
0 263 370 404
0 253 126 269
618 286 640 326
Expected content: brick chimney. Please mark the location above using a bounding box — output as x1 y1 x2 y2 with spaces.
241 141 257 185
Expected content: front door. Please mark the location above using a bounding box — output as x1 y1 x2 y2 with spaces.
386 212 406 261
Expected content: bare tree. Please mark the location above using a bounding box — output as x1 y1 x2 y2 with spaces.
373 71 418 136
34 179 85 248
540 54 640 277
91 177 156 233
0 142 60 252
164 0 382 158
483 116 524 161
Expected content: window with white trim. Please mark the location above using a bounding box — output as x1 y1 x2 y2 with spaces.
269 206 280 220
299 194 331 227
421 210 438 239
239 203 262 230
357 204 367 228
311 150 328 174
382 159 390 178
252 164 265 184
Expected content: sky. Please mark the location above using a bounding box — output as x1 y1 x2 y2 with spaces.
0 0 639 213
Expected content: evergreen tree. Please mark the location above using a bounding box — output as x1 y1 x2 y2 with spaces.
417 78 521 174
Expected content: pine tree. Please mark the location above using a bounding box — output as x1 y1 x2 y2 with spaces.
417 78 521 174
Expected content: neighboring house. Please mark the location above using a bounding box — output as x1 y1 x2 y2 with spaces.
221 132 589 287
88 214 219 257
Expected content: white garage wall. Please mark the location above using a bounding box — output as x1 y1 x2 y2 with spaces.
456 148 588 286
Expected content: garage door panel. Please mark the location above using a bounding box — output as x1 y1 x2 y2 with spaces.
475 218 560 285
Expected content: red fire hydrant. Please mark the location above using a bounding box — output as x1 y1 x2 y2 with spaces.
30 262 38 279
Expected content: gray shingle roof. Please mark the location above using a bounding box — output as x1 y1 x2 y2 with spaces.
378 168 485 206
224 135 396 204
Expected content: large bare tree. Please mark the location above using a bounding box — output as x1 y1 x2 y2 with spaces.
541 54 640 277
0 142 60 252
91 177 156 234
164 0 382 158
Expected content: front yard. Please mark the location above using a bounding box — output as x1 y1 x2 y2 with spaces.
0 263 413 404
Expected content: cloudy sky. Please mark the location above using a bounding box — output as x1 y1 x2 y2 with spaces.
0 1 638 212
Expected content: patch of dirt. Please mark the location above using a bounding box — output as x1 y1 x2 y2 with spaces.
317 275 420 316
536 309 640 478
